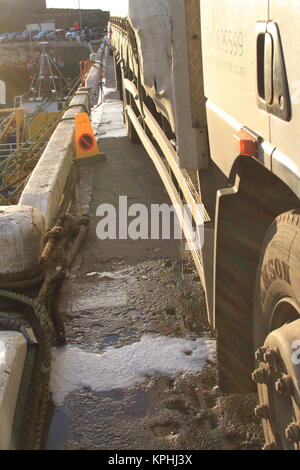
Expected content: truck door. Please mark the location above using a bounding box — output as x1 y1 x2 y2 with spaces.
268 1 300 197
200 0 270 177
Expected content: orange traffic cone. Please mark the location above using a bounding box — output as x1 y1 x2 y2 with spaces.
75 112 102 159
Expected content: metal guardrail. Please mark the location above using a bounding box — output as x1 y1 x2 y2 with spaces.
110 17 129 32
0 112 63 205
14 74 81 124
0 143 31 160
0 73 82 204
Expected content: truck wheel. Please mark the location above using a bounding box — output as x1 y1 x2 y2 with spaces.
253 210 300 450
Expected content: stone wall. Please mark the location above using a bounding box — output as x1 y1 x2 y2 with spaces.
46 9 110 32
0 0 46 32
0 2 109 33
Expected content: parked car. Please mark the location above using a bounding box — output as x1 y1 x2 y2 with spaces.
7 33 18 42
33 30 53 41
47 29 66 41
0 34 9 43
32 31 42 41
16 31 36 42
65 28 82 41
45 31 55 40
65 28 75 40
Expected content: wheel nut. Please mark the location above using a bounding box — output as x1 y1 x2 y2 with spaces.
285 422 300 443
254 404 269 420
255 347 268 363
275 375 292 398
252 367 269 384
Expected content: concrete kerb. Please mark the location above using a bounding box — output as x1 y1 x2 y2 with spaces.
18 47 104 232
18 95 90 232
0 47 104 269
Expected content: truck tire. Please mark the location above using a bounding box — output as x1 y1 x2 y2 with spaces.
253 210 300 450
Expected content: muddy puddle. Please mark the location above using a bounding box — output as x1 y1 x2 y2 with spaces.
45 256 263 450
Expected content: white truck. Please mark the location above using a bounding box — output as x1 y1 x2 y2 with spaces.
110 0 300 450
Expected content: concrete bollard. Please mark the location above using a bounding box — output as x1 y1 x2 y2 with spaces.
0 206 45 275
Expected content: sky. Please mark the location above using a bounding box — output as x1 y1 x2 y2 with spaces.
46 0 128 16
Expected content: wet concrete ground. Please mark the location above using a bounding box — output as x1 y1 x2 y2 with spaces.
46 51 264 451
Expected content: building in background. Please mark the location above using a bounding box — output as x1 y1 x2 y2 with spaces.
46 8 109 32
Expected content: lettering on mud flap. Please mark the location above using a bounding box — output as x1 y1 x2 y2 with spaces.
261 259 291 303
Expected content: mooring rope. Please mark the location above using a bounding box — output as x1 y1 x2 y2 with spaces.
0 208 89 449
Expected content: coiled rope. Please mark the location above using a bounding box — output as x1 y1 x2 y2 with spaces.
0 206 89 449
